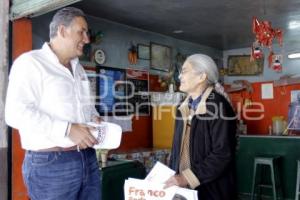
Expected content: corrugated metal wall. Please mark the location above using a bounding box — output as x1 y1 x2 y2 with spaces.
10 0 81 20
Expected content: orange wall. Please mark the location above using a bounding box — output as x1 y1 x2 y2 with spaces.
12 18 32 200
229 82 300 134
117 116 152 151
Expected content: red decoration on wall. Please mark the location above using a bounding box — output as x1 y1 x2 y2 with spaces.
251 17 284 72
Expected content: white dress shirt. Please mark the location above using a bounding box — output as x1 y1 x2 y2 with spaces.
5 43 99 150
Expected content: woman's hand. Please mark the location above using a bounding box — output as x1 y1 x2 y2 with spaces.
164 174 189 189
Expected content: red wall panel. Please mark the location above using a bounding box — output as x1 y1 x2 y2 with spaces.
229 82 300 134
12 18 32 200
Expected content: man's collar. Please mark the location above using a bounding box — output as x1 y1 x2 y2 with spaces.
42 42 80 69
179 86 213 115
42 43 60 63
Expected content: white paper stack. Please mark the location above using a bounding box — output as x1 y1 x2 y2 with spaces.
145 161 176 183
124 161 198 200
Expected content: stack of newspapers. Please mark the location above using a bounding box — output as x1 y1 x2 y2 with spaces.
124 162 198 200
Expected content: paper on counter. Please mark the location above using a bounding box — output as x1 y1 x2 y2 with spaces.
145 161 175 184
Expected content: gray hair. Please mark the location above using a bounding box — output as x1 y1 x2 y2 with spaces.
186 54 232 105
49 7 86 39
186 54 219 85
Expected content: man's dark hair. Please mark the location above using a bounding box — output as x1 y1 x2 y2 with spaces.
49 7 86 39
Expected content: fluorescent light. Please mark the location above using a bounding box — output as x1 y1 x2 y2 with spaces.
173 30 183 34
289 21 300 29
288 53 300 59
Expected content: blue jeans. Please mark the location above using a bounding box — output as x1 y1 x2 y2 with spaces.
22 148 101 200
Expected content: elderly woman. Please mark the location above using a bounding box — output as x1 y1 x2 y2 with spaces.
165 54 237 200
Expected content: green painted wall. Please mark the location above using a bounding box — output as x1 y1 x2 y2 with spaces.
101 160 145 200
236 136 300 199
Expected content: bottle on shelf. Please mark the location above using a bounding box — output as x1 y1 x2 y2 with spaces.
238 120 247 135
268 125 272 135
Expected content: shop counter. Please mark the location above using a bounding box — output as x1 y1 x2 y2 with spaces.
100 160 146 200
101 148 171 199
108 148 171 172
237 134 300 199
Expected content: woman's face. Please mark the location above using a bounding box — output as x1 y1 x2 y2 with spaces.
179 61 205 94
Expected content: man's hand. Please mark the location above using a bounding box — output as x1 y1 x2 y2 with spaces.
92 116 103 124
68 123 98 149
164 174 189 189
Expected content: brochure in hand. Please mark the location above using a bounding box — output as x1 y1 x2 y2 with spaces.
124 162 198 200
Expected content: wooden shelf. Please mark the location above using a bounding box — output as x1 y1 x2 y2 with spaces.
226 86 247 93
80 60 96 67
274 76 300 87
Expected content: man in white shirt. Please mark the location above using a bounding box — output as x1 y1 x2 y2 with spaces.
5 7 102 200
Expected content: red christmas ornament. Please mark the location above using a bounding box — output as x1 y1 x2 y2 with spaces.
251 41 263 60
251 17 284 71
271 54 283 72
252 17 283 48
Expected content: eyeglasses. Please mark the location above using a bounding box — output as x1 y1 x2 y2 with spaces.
178 68 203 77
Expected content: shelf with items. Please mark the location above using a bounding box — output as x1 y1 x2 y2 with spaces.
274 75 300 87
80 60 97 67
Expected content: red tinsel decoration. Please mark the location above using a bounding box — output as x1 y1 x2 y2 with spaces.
251 17 283 70
252 17 283 47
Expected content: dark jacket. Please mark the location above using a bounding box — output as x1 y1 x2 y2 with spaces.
169 87 237 200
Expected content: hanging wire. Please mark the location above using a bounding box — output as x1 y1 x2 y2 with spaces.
263 0 266 15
